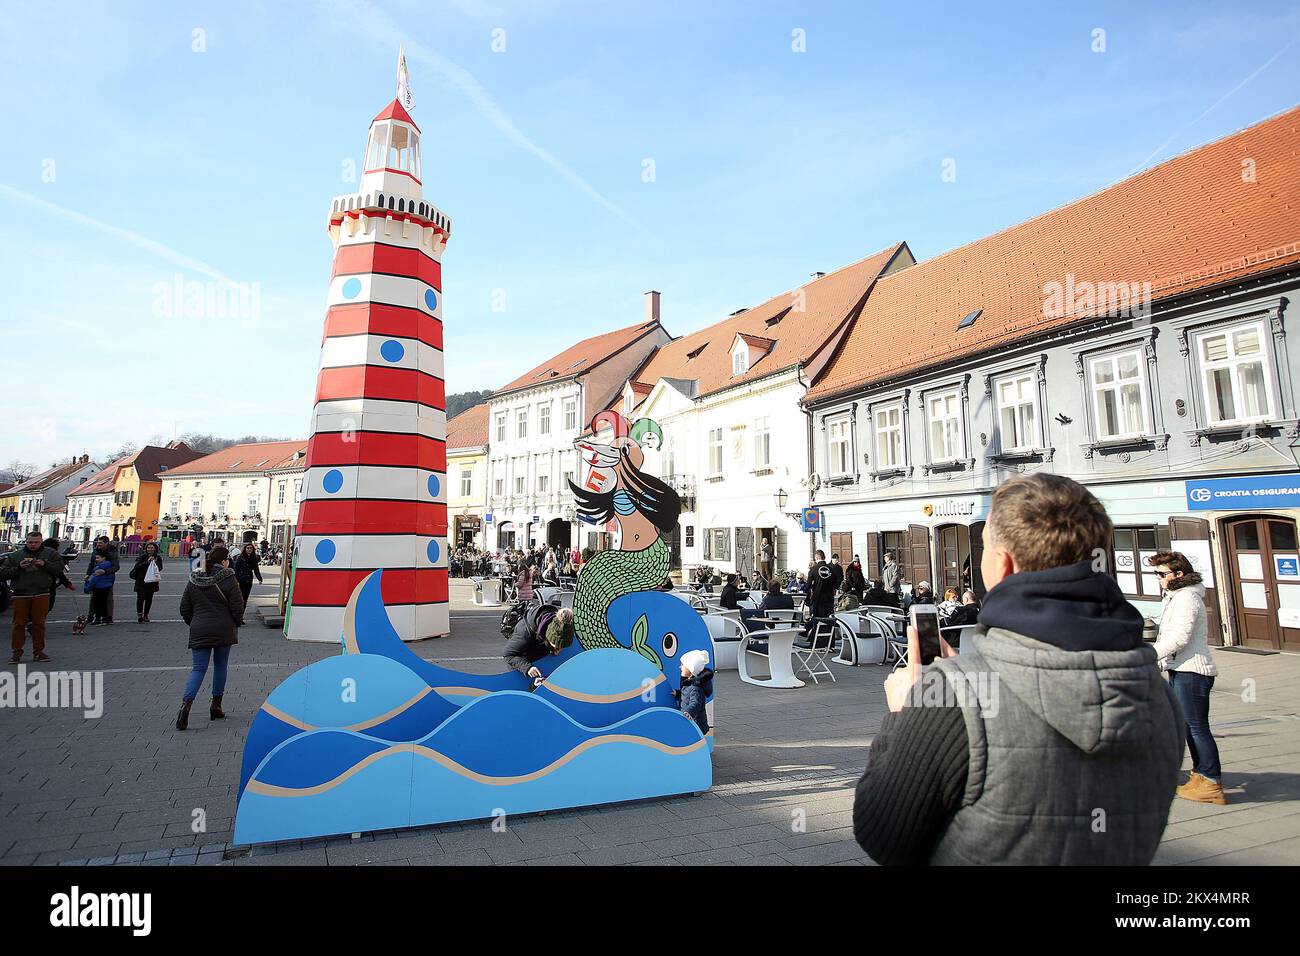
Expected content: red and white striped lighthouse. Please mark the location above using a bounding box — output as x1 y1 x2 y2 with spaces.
287 55 451 642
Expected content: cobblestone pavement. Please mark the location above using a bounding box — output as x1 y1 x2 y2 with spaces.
1 575 1297 866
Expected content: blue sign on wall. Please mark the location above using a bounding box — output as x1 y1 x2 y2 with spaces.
1185 474 1300 511
801 508 823 532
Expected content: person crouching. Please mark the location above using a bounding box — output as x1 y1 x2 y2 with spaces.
503 605 575 686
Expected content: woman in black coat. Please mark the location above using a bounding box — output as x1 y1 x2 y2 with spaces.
176 546 245 730
130 541 163 623
231 542 263 622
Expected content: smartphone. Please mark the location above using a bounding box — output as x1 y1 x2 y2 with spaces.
910 605 942 665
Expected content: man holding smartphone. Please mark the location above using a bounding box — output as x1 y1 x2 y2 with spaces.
853 474 1182 865
2 531 66 664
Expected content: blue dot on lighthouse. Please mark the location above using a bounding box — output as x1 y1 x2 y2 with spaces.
315 539 337 564
342 277 362 299
322 469 344 494
424 289 438 311
427 474 440 497
380 339 405 363
427 540 440 564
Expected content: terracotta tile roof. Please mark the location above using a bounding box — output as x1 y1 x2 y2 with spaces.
446 403 490 452
631 244 908 399
808 106 1300 402
494 320 665 397
67 458 132 498
41 504 65 514
162 440 308 477
735 333 776 351
8 458 96 495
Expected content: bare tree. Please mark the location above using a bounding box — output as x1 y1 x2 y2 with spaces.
3 460 36 483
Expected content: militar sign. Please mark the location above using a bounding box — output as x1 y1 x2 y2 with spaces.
1185 474 1300 511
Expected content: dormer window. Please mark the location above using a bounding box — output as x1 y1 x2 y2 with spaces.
732 347 748 375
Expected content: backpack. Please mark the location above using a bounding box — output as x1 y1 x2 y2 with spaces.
500 600 530 638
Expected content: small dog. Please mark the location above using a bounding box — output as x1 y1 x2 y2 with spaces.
72 615 87 636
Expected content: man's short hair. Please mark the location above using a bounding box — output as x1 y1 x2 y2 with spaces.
988 473 1111 573
962 590 976 603
884 550 895 559
26 530 42 538
815 550 825 560
768 579 781 594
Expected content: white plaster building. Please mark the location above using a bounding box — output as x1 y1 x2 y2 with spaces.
625 245 914 580
8 455 100 541
485 297 670 552
159 441 307 546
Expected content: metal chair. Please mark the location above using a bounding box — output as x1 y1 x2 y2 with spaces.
792 617 838 684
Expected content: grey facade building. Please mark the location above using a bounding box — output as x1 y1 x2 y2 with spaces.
804 106 1300 652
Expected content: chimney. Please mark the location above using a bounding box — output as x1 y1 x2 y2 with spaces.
644 290 661 325
80 454 89 464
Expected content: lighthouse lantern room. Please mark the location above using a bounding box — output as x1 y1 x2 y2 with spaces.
362 100 422 198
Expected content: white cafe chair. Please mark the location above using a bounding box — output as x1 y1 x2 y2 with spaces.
792 618 838 684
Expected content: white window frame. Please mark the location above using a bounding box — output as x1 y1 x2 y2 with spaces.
873 402 904 471
753 417 771 468
708 428 724 477
994 370 1041 452
515 407 528 440
731 345 748 376
563 398 577 431
1195 319 1276 426
537 473 549 494
493 477 504 497
1088 347 1150 440
926 388 963 463
539 403 551 436
827 415 853 477
460 469 472 497
495 413 507 443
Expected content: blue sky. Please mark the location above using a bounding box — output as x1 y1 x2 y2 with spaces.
1 0 1298 468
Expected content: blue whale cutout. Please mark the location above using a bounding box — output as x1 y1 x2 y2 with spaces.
234 571 714 844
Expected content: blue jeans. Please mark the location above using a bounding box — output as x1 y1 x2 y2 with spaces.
184 646 231 701
1170 670 1221 781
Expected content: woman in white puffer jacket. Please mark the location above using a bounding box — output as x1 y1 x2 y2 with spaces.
1148 550 1224 805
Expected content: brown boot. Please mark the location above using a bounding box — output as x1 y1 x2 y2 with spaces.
210 695 225 720
1177 773 1227 805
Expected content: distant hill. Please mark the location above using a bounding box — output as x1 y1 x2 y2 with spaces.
446 390 493 419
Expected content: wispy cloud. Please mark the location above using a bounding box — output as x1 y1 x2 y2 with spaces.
328 0 644 231
0 183 238 284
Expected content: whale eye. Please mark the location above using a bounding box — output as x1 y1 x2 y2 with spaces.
662 632 678 657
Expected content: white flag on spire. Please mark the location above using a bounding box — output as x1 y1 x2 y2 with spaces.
396 44 416 110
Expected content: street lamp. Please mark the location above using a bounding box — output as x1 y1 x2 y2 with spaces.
774 488 788 511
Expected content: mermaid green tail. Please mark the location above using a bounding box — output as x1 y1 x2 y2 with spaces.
572 537 670 649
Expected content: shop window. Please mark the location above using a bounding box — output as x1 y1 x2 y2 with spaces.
703 527 730 562
1113 526 1161 597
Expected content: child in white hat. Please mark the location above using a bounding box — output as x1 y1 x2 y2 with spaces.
674 650 713 735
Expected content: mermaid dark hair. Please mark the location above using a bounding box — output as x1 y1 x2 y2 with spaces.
568 447 681 535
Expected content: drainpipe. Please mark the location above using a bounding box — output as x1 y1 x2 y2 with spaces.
797 363 814 567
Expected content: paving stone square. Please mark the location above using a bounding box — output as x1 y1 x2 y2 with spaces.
2 574 1297 866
